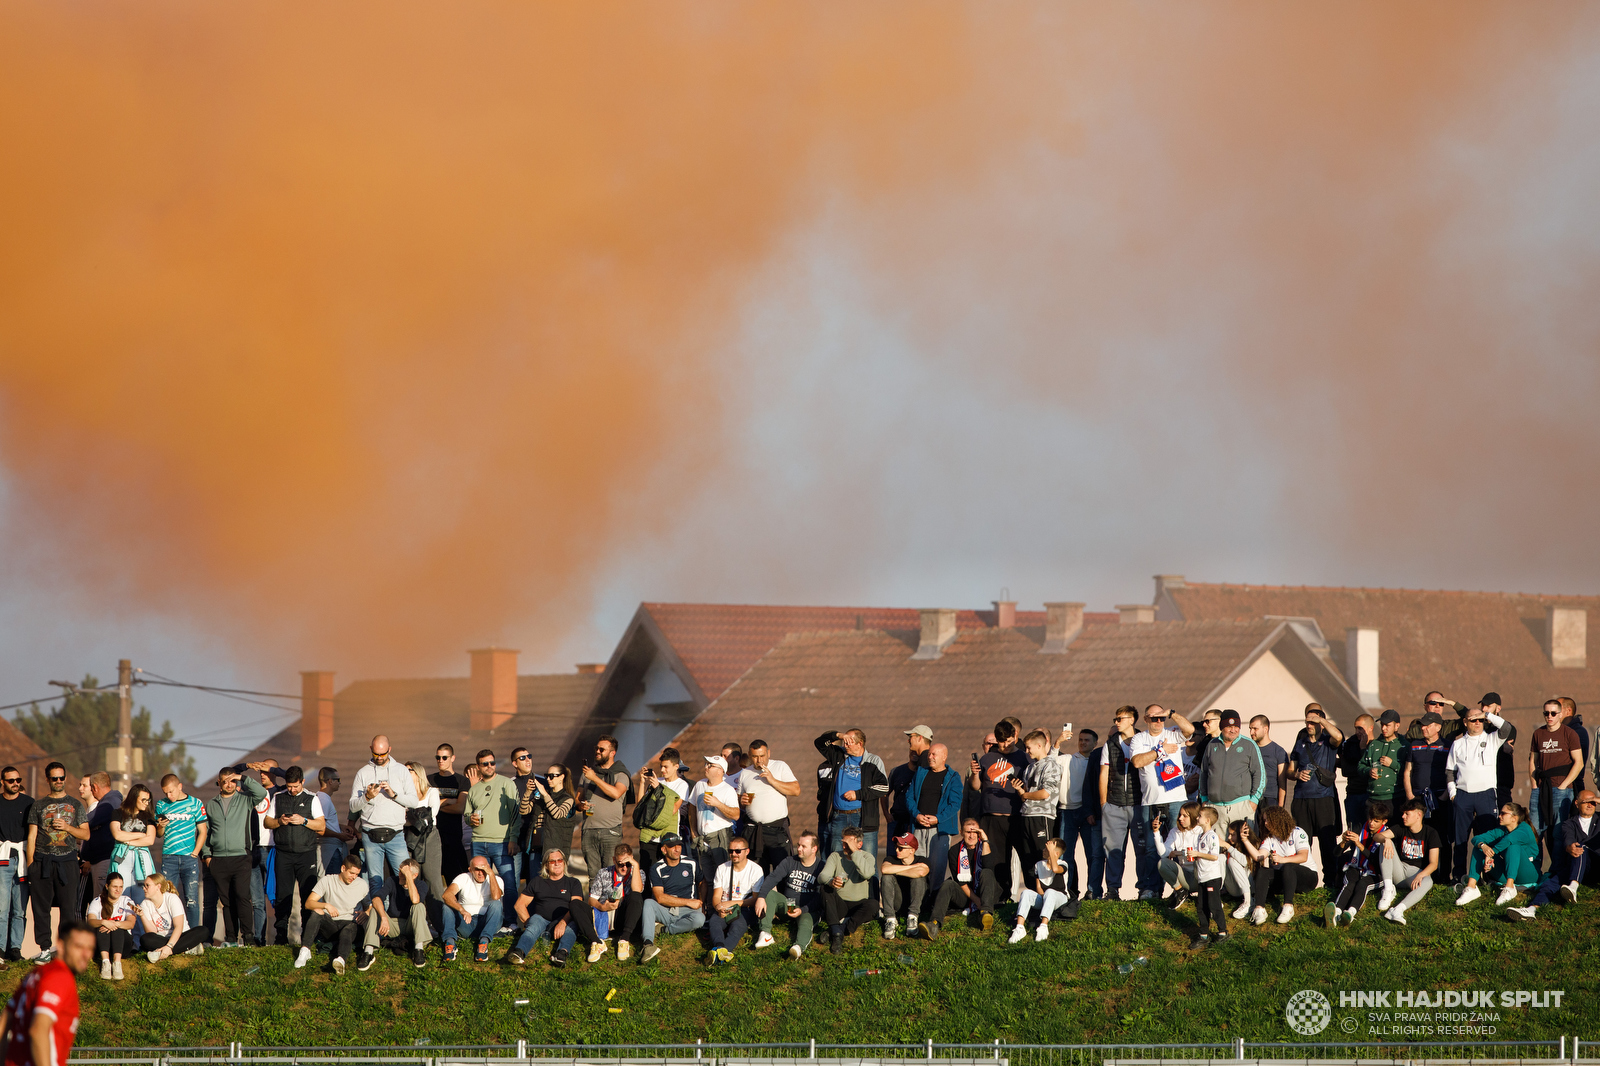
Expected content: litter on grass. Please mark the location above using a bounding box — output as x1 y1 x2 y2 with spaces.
852 968 883 978
1116 956 1149 975
608 1007 623 1014
896 954 914 966
513 998 530 1006
605 988 617 1001
243 966 260 976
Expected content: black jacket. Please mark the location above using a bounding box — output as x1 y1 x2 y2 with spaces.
814 731 890 832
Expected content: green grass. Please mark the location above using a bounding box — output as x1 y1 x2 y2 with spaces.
24 888 1600 1049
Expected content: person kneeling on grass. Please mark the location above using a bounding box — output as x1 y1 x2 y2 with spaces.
296 854 372 973
706 836 764 965
440 855 504 964
1010 837 1076 943
138 873 209 964
1153 801 1204 910
1509 791 1600 921
86 873 137 980
1239 806 1317 925
1457 803 1538 908
924 819 1000 939
1327 801 1389 928
508 849 595 969
879 833 929 941
361 857 432 970
820 826 877 955
1188 806 1228 947
587 843 644 962
753 830 825 957
1378 800 1439 925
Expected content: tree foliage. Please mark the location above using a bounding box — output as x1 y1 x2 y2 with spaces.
12 675 197 784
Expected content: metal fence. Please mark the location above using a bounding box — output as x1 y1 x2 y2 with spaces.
65 1038 1587 1066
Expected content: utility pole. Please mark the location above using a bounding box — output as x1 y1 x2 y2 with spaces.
117 659 133 793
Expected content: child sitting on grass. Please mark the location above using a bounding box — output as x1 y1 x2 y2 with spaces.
1009 837 1075 943
1327 800 1390 927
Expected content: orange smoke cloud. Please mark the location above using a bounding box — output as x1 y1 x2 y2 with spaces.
0 4 1594 676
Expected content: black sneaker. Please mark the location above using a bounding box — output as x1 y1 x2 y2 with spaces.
829 932 843 955
1168 889 1190 910
550 947 568 968
411 948 426 968
920 920 939 941
1187 933 1210 950
357 950 376 972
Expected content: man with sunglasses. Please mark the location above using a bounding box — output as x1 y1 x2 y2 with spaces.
1446 702 1510 883
25 763 88 963
1507 790 1600 920
0 768 31 965
349 736 423 913
1530 699 1583 870
706 836 763 964
1130 705 1193 901
463 750 519 910
427 747 470 882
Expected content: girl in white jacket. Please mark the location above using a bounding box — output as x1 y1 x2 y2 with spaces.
1153 801 1204 908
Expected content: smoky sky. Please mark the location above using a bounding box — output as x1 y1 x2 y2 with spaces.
2 3 1598 752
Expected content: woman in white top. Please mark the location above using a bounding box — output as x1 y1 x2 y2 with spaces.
1009 837 1074 943
1238 805 1317 925
1220 819 1256 919
139 873 210 961
1152 801 1204 906
406 761 446 908
109 784 158 902
87 872 138 980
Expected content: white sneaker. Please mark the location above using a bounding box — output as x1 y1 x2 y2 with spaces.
1455 885 1481 906
1250 906 1268 925
1383 906 1407 925
1343 908 1357 925
883 917 898 940
1506 905 1537 922
1034 922 1049 942
1232 901 1252 920
1562 882 1580 904
1008 924 1027 944
754 932 775 949
587 941 608 963
788 945 803 958
1495 883 1518 906
905 915 918 936
1275 904 1294 924
1377 884 1396 911
294 946 312 969
111 960 123 980
100 959 112 980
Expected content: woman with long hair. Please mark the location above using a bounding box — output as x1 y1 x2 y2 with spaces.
507 848 597 968
405 761 446 913
1238 805 1317 925
532 764 580 858
86 872 137 980
110 784 158 902
138 873 210 962
1457 802 1539 908
1220 819 1256 918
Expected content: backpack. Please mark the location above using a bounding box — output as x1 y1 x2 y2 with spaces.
631 784 667 830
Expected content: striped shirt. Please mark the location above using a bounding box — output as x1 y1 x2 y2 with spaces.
155 794 205 857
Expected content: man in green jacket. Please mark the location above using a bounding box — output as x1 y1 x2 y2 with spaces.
1359 711 1406 804
204 763 270 946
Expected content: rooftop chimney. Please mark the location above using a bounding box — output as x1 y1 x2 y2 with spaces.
1548 607 1587 669
992 600 1016 628
1344 628 1381 708
575 663 605 675
912 609 959 660
300 671 334 754
1117 603 1156 625
469 648 519 731
1040 602 1085 654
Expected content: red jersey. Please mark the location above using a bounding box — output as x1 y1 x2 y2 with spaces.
4 960 80 1066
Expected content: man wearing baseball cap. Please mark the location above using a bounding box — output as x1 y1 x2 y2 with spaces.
638 833 703 964
886 726 934 842
878 832 930 940
1197 710 1265 832
1358 711 1406 804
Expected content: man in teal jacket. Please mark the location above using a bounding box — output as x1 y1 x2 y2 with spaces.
203 764 270 946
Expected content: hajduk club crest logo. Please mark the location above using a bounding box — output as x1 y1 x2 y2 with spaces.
1285 990 1333 1036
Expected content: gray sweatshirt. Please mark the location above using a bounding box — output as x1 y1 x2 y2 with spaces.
818 848 876 903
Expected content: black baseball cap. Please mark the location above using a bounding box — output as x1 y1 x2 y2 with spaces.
1378 710 1401 724
658 832 684 847
1480 692 1502 708
1419 711 1444 726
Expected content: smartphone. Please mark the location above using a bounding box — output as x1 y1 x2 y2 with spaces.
970 752 979 763
1064 723 1073 734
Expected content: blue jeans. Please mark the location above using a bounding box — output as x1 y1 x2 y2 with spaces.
442 898 504 946
513 913 575 957
0 861 25 955
470 842 516 917
162 853 201 933
1530 785 1575 864
640 899 706 942
1138 802 1184 893
825 809 862 855
1344 793 1370 836
362 830 412 907
1057 807 1105 899
250 846 270 943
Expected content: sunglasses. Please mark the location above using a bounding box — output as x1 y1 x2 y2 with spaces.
547 772 565 778
1426 699 1449 707
1466 718 1486 725
729 849 749 855
1545 712 1562 718
478 760 496 767
2 778 19 785
435 754 452 760
1147 715 1167 721
514 755 532 761
48 775 66 782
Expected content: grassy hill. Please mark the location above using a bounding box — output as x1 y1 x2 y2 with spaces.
22 888 1599 1049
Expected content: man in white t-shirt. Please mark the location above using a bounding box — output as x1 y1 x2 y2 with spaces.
740 741 801 873
1129 705 1193 900
705 836 764 963
439 856 504 964
296 854 371 974
690 757 740 874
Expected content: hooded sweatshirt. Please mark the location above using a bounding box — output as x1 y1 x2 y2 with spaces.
203 777 268 858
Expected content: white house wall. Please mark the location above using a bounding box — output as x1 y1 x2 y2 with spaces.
1211 649 1320 737
613 654 698 772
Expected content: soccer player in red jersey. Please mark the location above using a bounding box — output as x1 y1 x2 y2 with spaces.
0 920 94 1066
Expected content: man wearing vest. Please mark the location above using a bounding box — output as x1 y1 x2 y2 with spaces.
264 767 329 949
1100 706 1147 901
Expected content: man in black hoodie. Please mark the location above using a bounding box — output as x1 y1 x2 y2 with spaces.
814 730 889 859
752 830 825 957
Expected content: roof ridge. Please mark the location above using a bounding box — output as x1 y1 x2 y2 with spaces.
1179 581 1600 600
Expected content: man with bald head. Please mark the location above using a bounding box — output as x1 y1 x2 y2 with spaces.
1508 790 1600 920
350 735 422 909
909 743 963 892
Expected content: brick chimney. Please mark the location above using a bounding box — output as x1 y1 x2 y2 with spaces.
300 671 334 754
1344 628 1381 708
992 600 1017 628
912 609 958 660
1547 607 1587 669
575 663 605 675
469 648 520 731
1040 602 1085 654
1117 604 1156 625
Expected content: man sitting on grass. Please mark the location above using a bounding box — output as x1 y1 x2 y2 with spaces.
753 830 825 957
440 856 504 964
706 836 763 965
296 853 371 974
639 833 703 965
820 825 877 955
924 819 999 939
361 857 432 970
878 832 929 940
